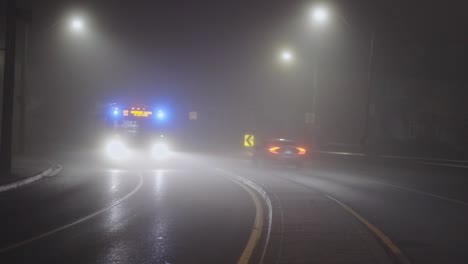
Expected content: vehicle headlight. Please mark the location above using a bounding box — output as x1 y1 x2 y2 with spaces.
105 139 129 160
151 142 170 159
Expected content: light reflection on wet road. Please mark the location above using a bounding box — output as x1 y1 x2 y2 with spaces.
0 154 255 264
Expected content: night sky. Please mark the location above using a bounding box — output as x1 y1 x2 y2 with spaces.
27 0 468 96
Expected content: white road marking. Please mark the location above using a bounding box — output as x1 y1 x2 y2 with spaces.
0 172 143 254
381 155 468 164
375 181 468 207
301 170 468 207
419 162 468 169
270 191 285 264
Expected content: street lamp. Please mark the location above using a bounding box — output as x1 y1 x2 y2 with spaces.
304 6 330 139
310 6 329 24
279 49 295 64
307 4 375 153
69 17 86 33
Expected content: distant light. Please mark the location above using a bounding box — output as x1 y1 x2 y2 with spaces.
113 109 119 116
70 17 85 32
282 52 292 61
311 7 329 24
297 147 307 155
156 110 165 120
280 49 294 64
189 111 198 120
105 139 129 160
268 146 281 154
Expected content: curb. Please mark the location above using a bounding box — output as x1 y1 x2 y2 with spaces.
0 163 63 193
380 154 468 163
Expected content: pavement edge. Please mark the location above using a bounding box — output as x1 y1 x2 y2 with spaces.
0 162 63 193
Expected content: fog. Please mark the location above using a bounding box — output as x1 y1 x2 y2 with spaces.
2 0 468 157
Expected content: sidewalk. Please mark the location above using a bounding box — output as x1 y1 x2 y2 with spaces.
210 161 401 264
0 156 55 189
255 175 395 264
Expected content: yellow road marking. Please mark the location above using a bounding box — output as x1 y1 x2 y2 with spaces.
326 195 412 264
217 169 265 264
237 182 264 264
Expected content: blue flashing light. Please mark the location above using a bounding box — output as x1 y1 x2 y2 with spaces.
156 110 165 120
110 106 120 119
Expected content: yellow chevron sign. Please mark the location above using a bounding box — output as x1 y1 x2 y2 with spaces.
244 134 255 147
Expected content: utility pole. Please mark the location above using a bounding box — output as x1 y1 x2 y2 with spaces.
311 44 319 146
18 8 32 154
1 0 18 174
18 24 28 153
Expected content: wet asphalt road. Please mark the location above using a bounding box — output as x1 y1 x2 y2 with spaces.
213 155 468 264
1 151 468 263
0 153 255 264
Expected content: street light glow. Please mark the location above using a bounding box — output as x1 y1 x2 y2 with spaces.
280 50 294 64
311 7 329 24
70 17 85 32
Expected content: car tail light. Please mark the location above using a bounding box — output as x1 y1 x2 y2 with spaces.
297 147 307 155
268 146 280 154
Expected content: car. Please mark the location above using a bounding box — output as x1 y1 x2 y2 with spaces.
252 138 308 167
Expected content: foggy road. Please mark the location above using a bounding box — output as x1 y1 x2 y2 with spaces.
216 155 468 264
0 153 255 264
1 151 468 263
3 0 468 263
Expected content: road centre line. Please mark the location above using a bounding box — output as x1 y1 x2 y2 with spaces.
216 168 273 264
326 194 412 264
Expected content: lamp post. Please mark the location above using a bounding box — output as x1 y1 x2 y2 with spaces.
305 6 330 145
308 5 375 153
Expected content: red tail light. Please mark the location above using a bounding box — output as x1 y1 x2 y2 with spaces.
297 147 307 155
268 146 280 154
